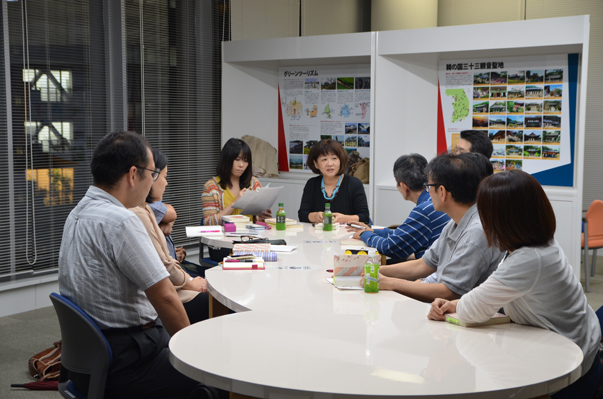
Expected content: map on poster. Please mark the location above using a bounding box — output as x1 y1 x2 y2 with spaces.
437 54 574 185
278 65 371 173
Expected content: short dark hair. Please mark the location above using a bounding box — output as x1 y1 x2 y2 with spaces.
426 152 493 205
91 131 150 188
461 130 493 159
307 139 348 175
217 138 253 190
393 153 428 191
477 170 555 252
146 147 168 203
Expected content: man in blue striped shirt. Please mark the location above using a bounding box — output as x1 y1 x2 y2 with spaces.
347 154 450 263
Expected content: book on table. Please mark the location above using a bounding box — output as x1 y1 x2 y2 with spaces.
222 256 265 270
445 312 510 327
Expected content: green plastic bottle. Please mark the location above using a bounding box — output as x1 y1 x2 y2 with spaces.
364 249 380 293
323 203 333 231
276 203 286 231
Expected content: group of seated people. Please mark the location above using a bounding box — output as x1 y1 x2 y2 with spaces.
58 130 601 398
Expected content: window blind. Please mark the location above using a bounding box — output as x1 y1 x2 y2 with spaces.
124 0 225 247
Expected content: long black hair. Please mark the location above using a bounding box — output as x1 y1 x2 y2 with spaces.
146 147 168 203
216 138 252 190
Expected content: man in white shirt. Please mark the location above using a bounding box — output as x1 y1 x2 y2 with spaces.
59 131 213 398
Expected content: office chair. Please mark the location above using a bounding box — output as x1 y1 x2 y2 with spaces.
582 200 603 292
50 293 112 399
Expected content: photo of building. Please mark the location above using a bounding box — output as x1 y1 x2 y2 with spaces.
526 70 544 83
545 69 563 83
525 116 543 129
506 145 523 159
473 101 489 114
507 86 525 99
544 100 562 113
545 85 563 99
524 131 542 143
507 71 525 84
345 123 357 134
489 130 506 143
490 86 507 99
524 145 542 159
507 101 524 113
505 160 523 170
507 115 524 128
543 116 561 129
489 117 505 128
542 146 560 159
492 144 506 158
290 140 303 154
506 130 523 143
490 71 507 85
491 159 505 172
489 101 506 114
474 72 490 85
543 130 561 144
525 101 543 113
473 87 490 99
525 85 544 98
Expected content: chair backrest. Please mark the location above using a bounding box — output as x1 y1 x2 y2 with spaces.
50 293 112 399
586 200 603 242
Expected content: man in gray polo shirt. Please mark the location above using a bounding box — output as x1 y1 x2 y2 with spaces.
59 131 212 398
376 152 504 303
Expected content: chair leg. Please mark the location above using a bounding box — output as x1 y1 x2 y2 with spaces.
591 249 598 277
585 246 590 293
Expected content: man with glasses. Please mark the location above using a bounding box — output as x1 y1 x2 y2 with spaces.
346 154 450 263
373 152 504 303
58 131 214 398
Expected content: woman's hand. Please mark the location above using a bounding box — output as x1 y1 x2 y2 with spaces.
427 298 458 321
312 211 323 224
184 276 208 293
257 208 272 222
333 213 359 224
233 188 247 203
175 247 186 263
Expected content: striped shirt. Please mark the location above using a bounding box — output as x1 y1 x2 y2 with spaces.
201 176 261 226
360 191 450 261
58 186 169 329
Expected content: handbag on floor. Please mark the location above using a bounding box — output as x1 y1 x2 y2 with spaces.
28 341 61 381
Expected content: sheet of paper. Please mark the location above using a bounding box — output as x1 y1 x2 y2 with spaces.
326 277 363 290
270 245 297 252
232 186 283 215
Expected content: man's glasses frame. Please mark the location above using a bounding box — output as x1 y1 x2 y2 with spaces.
136 166 160 182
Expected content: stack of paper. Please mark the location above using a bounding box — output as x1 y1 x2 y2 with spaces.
445 313 511 327
265 218 304 230
222 215 251 230
222 255 265 270
185 226 223 237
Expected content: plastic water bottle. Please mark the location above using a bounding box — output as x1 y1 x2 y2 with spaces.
364 248 380 293
276 203 286 231
323 203 333 231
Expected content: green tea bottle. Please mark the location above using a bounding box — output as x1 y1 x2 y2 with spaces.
364 249 380 293
276 203 286 231
323 203 333 231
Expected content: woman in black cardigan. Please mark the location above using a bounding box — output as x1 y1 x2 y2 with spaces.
298 139 370 224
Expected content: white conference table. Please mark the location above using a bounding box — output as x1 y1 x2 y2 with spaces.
169 223 584 398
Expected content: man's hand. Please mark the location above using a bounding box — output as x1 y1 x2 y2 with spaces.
175 246 186 263
346 221 373 239
427 298 459 321
159 220 174 236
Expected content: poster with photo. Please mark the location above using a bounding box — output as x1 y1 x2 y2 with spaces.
278 65 371 174
437 54 576 186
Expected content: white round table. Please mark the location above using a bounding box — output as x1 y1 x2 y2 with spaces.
170 223 584 398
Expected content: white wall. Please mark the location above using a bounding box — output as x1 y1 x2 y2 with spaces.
372 0 438 31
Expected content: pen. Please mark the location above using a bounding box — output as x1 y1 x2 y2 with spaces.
348 223 366 230
224 259 256 263
326 269 333 273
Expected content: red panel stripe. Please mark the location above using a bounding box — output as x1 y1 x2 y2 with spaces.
436 82 448 155
277 87 289 172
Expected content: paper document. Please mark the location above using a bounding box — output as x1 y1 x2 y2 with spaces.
326 277 363 290
186 226 223 237
232 186 283 215
270 245 297 252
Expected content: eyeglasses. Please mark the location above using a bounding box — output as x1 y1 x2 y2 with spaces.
136 166 160 182
424 182 443 193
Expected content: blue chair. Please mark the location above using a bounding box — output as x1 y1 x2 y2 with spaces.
50 293 112 399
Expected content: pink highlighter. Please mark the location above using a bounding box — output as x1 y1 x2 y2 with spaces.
256 221 271 230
